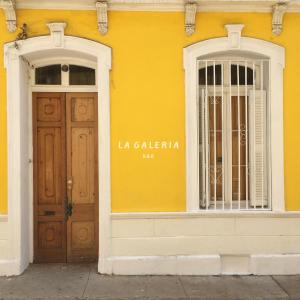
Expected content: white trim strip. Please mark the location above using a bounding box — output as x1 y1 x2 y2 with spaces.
111 211 300 219
229 60 232 210
108 254 300 276
221 61 224 210
14 0 300 12
261 60 264 208
237 63 241 209
205 61 209 209
245 61 248 210
213 62 217 209
252 61 256 209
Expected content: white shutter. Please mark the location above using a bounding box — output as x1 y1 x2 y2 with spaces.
199 89 210 208
249 90 268 207
198 89 204 207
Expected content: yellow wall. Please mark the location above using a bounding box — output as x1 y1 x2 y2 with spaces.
0 10 300 213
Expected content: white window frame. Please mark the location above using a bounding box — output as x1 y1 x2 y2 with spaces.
184 35 285 212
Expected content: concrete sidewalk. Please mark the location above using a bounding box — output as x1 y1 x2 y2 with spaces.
0 264 299 300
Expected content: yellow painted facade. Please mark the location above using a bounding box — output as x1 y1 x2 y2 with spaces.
0 10 300 214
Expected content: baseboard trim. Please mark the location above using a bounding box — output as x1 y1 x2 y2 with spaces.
0 259 27 276
99 254 300 275
3 254 300 276
251 254 300 275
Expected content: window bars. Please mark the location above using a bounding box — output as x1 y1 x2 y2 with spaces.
198 59 270 211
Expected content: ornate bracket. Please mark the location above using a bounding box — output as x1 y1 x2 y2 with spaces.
272 3 287 35
0 0 16 32
47 22 67 48
185 1 197 36
225 24 244 49
96 0 108 35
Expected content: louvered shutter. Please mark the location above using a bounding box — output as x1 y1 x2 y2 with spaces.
199 89 210 208
249 90 268 207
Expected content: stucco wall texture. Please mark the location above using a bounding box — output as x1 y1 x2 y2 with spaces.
0 10 299 213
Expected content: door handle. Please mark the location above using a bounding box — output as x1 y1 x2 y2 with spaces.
67 178 73 190
64 198 73 221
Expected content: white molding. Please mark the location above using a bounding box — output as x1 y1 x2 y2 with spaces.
31 86 98 93
13 0 300 12
110 255 221 275
106 254 300 275
46 22 67 48
111 211 300 219
183 35 285 212
0 0 17 32
272 3 287 35
3 35 112 275
184 1 197 36
96 1 108 35
225 24 244 49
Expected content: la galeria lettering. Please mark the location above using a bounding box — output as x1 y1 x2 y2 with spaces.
118 140 179 150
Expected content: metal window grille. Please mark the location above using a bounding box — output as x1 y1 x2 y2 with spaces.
198 59 270 211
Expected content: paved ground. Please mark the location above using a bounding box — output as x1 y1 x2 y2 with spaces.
0 264 300 300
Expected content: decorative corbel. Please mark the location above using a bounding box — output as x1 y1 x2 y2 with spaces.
225 24 244 49
0 0 17 32
185 1 197 36
96 0 108 35
47 22 67 48
272 3 287 35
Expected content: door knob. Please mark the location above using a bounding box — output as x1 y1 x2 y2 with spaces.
67 178 73 190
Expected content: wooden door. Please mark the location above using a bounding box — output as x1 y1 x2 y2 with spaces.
33 92 98 263
66 92 98 262
33 92 67 262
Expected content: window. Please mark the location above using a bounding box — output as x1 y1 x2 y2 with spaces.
35 64 61 85
198 59 270 210
184 37 284 213
69 65 95 85
34 64 96 86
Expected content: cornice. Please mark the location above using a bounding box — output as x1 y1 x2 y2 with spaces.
14 0 300 12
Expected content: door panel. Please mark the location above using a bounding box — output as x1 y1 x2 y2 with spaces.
66 93 98 262
231 96 248 201
33 92 67 262
71 128 95 204
37 128 63 205
33 92 98 263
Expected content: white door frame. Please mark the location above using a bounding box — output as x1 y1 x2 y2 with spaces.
4 33 112 274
